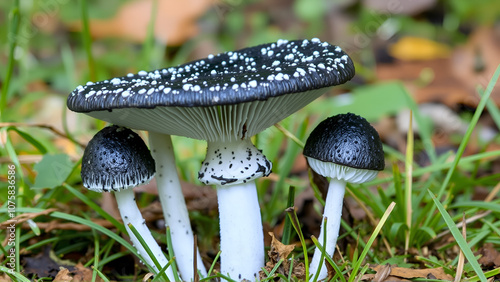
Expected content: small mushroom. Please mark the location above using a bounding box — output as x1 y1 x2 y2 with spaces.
81 125 174 279
303 113 385 280
68 38 355 280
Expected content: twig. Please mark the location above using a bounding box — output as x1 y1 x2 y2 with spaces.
454 213 466 282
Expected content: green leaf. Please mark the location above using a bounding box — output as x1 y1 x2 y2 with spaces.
450 201 500 213
32 154 73 189
428 190 487 282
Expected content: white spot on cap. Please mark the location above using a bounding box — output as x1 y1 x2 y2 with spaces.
138 70 148 76
138 89 146 94
311 38 321 43
249 80 257 88
211 70 217 75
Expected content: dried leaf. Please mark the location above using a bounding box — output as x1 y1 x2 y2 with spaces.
53 267 73 282
361 273 411 281
478 243 500 267
268 232 295 263
370 264 454 281
259 232 305 280
68 0 213 45
53 263 102 282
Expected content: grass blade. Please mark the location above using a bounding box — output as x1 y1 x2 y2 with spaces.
428 190 487 282
436 64 500 200
310 235 347 282
0 1 20 121
80 0 96 81
349 202 396 282
404 111 414 257
281 186 295 245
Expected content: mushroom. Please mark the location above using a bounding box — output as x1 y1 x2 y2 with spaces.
81 125 174 279
303 113 385 280
67 38 355 280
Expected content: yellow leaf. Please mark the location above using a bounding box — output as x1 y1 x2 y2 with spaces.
389 37 450 61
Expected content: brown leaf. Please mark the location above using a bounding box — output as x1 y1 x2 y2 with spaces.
68 0 213 45
370 264 454 281
478 243 500 267
72 263 101 282
259 232 305 280
53 267 73 282
361 274 411 281
0 273 13 282
269 232 295 262
53 263 102 282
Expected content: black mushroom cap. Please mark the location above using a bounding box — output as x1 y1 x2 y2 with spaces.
81 125 156 192
303 113 384 171
67 38 354 112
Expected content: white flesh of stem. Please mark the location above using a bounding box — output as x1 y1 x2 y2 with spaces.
114 188 174 279
309 179 346 280
217 181 264 281
149 132 207 280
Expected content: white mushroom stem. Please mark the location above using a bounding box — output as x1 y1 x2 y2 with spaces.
148 132 207 280
308 179 346 280
199 139 271 280
217 181 264 280
114 188 175 279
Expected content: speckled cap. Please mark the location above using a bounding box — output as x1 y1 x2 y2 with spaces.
81 125 156 192
304 113 384 171
67 38 355 142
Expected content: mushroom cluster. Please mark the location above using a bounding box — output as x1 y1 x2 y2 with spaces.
69 38 359 281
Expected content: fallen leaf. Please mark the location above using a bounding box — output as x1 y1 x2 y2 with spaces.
389 37 451 61
68 0 213 45
259 232 305 280
53 263 102 282
23 246 71 279
0 273 13 282
53 267 72 282
361 274 411 281
452 26 500 106
369 264 454 281
268 232 295 263
478 243 500 267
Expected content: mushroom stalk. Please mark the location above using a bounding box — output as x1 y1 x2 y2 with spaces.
217 181 264 280
308 179 346 280
148 132 207 280
114 188 175 279
199 139 271 280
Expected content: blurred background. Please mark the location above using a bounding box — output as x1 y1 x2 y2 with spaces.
1 0 500 280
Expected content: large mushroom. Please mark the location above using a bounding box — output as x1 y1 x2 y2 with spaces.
81 125 175 279
67 38 355 280
303 113 385 280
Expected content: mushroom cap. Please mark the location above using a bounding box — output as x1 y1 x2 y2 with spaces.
303 113 384 171
81 125 156 192
67 38 355 142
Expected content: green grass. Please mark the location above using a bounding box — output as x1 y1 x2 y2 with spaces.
1 0 500 281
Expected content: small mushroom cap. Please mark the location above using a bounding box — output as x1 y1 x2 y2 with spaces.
81 125 156 192
67 38 355 142
304 113 384 171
